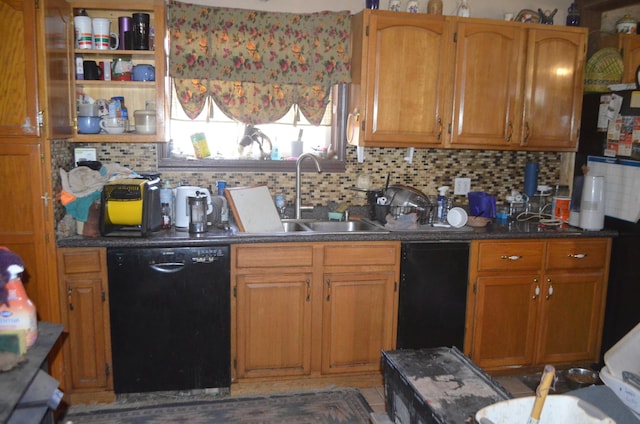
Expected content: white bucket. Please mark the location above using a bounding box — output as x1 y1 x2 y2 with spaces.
475 395 615 423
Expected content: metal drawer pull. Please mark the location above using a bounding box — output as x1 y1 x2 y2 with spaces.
567 253 587 259
546 281 554 300
500 255 522 261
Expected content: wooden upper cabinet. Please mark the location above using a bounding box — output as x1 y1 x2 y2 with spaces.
521 28 586 151
350 10 452 148
602 34 640 83
40 0 73 139
450 21 525 148
0 0 40 137
620 35 640 83
350 12 587 152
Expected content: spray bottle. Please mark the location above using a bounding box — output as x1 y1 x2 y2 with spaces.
437 186 450 222
0 248 38 348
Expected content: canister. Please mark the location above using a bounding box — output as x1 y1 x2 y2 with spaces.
134 110 156 134
616 15 637 34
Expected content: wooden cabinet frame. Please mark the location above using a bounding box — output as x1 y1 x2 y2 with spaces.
464 238 611 373
231 241 400 388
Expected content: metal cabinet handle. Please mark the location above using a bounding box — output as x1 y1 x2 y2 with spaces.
326 278 331 301
567 253 587 259
523 122 530 144
436 117 443 140
501 255 522 261
532 278 539 300
506 121 513 142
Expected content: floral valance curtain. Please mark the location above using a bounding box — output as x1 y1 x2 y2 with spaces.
167 3 351 125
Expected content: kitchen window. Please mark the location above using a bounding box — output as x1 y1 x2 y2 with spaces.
159 84 348 172
160 4 351 172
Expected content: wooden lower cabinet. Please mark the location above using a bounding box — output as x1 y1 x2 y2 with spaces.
57 247 114 404
464 238 611 373
232 241 400 386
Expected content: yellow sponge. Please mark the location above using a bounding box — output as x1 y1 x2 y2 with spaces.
0 331 27 355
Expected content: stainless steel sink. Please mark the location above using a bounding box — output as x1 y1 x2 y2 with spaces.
280 219 387 234
282 221 312 232
305 220 384 232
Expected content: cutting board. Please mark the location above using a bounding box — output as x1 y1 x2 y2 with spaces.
225 185 284 232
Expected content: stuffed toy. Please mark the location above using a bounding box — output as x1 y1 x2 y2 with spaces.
0 247 25 307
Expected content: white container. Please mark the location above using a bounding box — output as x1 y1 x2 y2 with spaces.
599 366 640 419
599 322 640 419
579 175 605 230
134 110 156 134
446 207 468 228
475 395 615 423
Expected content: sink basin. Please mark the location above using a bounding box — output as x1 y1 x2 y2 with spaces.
305 220 385 233
279 219 387 234
282 221 312 232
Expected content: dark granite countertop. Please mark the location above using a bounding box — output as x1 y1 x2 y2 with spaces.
57 218 617 248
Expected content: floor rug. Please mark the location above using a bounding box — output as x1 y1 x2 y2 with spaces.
61 388 373 424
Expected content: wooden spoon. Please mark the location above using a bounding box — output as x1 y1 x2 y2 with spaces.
527 364 556 424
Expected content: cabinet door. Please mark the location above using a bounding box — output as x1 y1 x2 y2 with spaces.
0 143 52 317
620 35 640 84
470 274 539 369
58 248 112 392
321 270 396 374
536 272 605 365
0 0 39 136
521 28 586 150
235 273 312 379
450 21 525 148
361 13 451 147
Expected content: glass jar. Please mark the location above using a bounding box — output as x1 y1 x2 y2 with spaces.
427 0 443 15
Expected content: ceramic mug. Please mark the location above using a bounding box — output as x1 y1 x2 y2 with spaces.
406 0 419 12
100 117 126 134
74 16 92 49
77 116 102 134
92 18 119 50
389 0 401 11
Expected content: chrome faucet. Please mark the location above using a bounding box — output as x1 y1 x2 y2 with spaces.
295 153 322 219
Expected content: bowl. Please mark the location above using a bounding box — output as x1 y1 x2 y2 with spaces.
564 367 600 389
447 207 468 228
467 216 491 227
77 116 102 134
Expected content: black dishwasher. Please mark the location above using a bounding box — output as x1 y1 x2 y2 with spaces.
397 243 469 350
107 246 230 393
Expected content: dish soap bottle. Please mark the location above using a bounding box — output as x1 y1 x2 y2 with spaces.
437 186 450 223
0 247 38 349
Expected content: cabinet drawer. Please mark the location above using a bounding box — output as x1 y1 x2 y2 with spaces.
476 241 544 272
234 244 314 268
323 242 399 267
60 248 105 274
546 239 609 271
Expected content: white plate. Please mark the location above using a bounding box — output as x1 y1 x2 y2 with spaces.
447 207 468 228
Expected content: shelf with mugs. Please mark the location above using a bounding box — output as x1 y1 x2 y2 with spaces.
69 1 166 143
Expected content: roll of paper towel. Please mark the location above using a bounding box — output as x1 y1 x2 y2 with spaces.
579 175 605 231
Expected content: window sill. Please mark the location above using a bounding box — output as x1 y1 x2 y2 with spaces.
158 157 346 173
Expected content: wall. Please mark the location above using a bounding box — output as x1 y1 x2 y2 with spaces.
74 142 561 209
55 0 578 223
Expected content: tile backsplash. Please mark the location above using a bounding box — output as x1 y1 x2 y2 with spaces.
55 141 562 216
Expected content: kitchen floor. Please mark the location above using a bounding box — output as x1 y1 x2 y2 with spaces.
359 375 535 415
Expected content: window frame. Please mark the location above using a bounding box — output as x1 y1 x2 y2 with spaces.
158 84 349 173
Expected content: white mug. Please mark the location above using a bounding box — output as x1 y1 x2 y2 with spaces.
406 1 419 13
100 117 126 134
74 16 92 49
92 18 119 50
389 0 401 11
